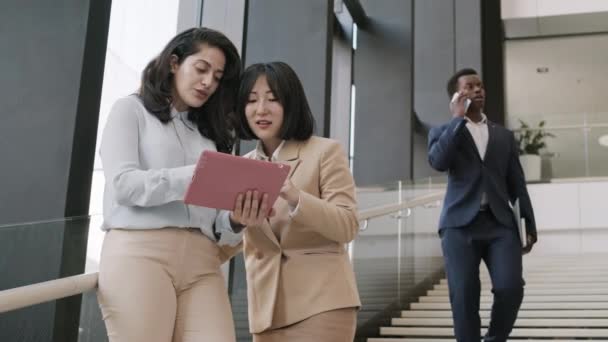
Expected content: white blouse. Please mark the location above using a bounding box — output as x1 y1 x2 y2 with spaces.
99 95 240 245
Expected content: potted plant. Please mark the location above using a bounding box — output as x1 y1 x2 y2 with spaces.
515 119 555 181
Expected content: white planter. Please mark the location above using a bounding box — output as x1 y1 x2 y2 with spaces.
520 154 542 181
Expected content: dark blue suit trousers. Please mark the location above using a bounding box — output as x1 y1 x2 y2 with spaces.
441 211 523 342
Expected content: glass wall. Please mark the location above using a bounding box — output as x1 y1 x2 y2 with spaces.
510 113 608 179
505 33 608 180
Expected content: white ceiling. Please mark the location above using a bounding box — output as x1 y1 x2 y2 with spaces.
501 0 608 38
502 0 608 19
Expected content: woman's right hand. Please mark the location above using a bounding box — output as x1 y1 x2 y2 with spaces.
229 190 275 228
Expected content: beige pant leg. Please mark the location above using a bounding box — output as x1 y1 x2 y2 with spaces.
172 229 236 342
173 271 236 342
97 230 177 342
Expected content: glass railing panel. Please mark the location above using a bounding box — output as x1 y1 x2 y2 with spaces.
403 204 443 292
352 211 401 333
357 178 446 214
354 186 444 339
0 216 97 342
0 216 92 287
0 299 59 341
402 177 446 202
356 180 402 210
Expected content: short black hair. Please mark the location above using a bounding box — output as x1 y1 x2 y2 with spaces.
139 27 242 153
446 68 478 99
236 61 315 141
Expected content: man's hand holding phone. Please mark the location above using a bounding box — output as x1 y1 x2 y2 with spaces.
450 92 471 118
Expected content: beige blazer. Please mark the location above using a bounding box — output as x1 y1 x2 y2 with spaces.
234 136 361 333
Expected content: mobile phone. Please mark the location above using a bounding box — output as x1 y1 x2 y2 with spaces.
451 92 471 113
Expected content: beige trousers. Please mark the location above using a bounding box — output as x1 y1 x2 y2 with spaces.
97 228 236 342
252 308 358 342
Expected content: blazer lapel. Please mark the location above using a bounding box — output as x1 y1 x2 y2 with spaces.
461 124 481 161
483 121 495 161
277 140 302 179
248 142 283 248
250 140 302 248
274 140 302 243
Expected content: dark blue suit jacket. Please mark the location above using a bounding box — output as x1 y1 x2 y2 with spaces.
428 117 537 239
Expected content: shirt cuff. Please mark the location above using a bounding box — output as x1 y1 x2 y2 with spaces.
168 164 197 200
215 211 243 246
288 194 301 218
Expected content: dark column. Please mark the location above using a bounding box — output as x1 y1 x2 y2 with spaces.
481 0 505 125
412 0 503 178
244 0 334 140
353 0 414 186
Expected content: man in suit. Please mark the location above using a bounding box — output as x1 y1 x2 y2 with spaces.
428 68 538 342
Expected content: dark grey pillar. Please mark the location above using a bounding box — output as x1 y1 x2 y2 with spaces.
412 0 503 179
412 0 458 179
481 0 505 125
352 0 414 186
244 0 334 139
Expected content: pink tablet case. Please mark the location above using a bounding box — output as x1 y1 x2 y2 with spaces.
184 150 291 211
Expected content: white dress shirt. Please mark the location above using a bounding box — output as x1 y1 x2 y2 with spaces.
99 95 240 245
464 113 489 205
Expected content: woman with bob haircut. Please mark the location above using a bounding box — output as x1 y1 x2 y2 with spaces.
227 61 361 342
97 27 242 342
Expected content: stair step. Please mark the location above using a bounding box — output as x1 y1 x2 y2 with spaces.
401 310 608 318
440 277 608 284
380 327 608 337
392 317 608 327
434 283 608 290
369 339 608 342
506 270 608 275
419 294 608 302
427 288 608 296
411 301 608 310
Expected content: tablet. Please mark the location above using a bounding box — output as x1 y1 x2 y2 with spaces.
512 198 528 247
184 150 290 211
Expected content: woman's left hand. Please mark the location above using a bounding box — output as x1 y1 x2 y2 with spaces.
280 178 300 208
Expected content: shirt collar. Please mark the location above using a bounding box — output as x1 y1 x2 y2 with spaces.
170 107 195 130
465 113 488 125
256 140 286 162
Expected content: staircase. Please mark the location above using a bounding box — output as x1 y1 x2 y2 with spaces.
369 254 608 341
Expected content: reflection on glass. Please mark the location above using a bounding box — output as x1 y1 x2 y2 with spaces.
587 127 608 177
510 112 608 179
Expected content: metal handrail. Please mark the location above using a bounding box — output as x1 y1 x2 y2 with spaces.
0 190 445 313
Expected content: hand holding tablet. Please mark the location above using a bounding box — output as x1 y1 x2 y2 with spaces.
184 150 291 212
